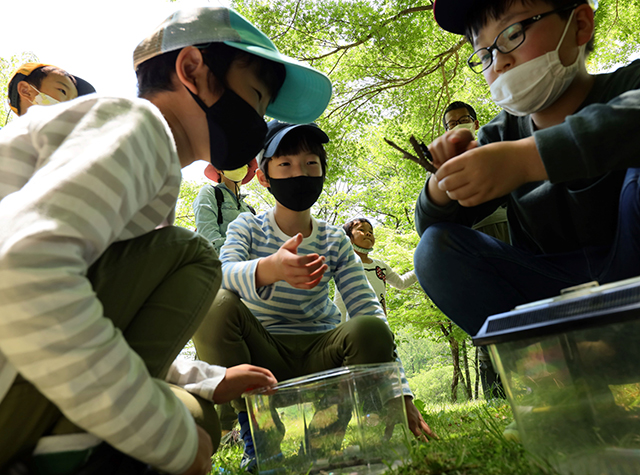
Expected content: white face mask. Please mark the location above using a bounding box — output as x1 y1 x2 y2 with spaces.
29 85 60 106
490 11 584 116
453 122 477 135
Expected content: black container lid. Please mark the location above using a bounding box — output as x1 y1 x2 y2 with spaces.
473 276 640 346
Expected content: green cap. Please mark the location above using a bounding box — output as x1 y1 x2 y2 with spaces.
133 6 332 124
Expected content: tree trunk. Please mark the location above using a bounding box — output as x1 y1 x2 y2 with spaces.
461 340 472 400
439 322 461 402
474 346 480 400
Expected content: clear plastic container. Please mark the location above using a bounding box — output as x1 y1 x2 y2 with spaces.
243 363 409 474
474 277 640 475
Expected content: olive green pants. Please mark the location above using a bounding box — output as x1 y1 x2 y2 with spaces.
193 289 397 412
0 227 222 470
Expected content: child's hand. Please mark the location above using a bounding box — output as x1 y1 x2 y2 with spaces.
435 137 548 207
404 396 437 442
273 233 328 289
428 128 477 169
212 364 277 403
426 129 478 206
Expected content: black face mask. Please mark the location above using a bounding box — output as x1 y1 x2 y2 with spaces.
268 175 324 211
187 88 267 171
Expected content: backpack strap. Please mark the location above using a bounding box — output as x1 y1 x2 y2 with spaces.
213 186 224 226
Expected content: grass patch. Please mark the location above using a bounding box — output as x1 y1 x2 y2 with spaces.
209 400 560 474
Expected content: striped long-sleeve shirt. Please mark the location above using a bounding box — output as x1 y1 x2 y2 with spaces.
220 209 412 396
0 97 199 473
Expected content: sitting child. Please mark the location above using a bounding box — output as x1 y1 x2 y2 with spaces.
334 217 417 320
193 120 434 471
414 0 640 337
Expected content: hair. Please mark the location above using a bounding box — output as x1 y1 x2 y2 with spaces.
9 65 76 115
342 217 373 239
464 0 594 54
443 101 477 127
259 128 328 179
136 43 286 101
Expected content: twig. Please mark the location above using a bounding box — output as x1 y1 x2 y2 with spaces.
384 136 437 173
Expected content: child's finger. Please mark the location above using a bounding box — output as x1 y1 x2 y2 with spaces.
280 233 303 254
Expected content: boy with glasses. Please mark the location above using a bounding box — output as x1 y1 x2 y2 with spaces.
414 0 640 337
443 101 480 133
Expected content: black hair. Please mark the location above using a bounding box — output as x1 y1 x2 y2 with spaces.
136 43 286 101
343 217 373 239
464 0 594 54
443 101 477 127
9 65 76 115
259 128 328 179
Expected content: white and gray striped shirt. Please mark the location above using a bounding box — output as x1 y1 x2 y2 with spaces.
0 97 199 473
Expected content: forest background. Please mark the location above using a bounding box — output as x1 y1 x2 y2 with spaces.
1 0 640 404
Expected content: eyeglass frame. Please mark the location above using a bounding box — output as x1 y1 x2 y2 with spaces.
444 115 476 131
466 2 579 74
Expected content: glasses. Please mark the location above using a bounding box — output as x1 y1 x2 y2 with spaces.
445 115 475 131
467 3 578 74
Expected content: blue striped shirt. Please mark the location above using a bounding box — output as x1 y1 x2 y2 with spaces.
220 209 412 395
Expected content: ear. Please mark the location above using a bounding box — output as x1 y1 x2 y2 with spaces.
474 120 480 131
256 168 270 188
174 46 214 96
17 81 35 102
574 3 595 47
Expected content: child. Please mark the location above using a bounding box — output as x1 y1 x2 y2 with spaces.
7 62 96 117
194 159 258 255
0 6 331 474
193 120 434 471
193 160 258 437
334 217 418 320
414 0 640 336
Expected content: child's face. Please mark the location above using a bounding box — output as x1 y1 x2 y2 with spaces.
351 221 375 249
38 71 79 103
473 0 580 86
224 60 272 117
267 151 323 179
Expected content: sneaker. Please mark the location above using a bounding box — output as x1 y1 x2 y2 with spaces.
238 412 257 473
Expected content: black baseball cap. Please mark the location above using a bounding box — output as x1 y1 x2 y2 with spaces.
433 0 476 35
262 120 329 160
434 0 599 35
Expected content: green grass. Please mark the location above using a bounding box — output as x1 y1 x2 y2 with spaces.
209 400 561 474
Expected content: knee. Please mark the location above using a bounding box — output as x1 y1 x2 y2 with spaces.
193 290 243 349
170 385 221 452
414 224 454 281
345 317 394 362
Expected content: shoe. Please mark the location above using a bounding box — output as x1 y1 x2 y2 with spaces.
238 412 257 473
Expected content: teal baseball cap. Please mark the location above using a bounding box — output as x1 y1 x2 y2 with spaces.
133 6 332 124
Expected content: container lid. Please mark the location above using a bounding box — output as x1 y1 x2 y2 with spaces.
473 276 640 346
242 362 400 397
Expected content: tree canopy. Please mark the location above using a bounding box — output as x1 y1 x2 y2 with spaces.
225 0 640 354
